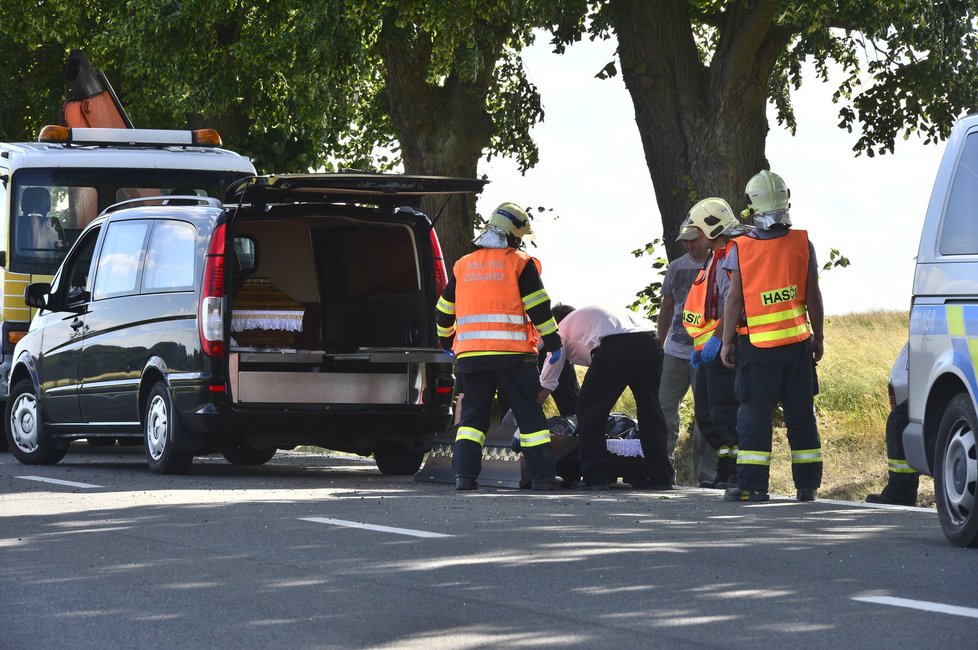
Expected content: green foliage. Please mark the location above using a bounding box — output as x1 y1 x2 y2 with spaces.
628 237 668 320
0 0 563 176
551 1 978 160
822 248 851 273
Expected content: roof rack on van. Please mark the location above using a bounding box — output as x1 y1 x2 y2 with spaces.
38 125 223 147
101 195 223 215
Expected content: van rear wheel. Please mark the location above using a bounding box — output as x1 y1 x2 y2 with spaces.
935 393 978 547
374 444 425 475
5 379 67 465
144 382 193 475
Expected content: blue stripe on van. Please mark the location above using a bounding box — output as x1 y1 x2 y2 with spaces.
951 337 978 399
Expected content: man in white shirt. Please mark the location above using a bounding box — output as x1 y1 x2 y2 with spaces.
539 305 674 489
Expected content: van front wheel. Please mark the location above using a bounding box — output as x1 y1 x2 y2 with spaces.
935 393 978 547
144 382 193 475
5 379 67 465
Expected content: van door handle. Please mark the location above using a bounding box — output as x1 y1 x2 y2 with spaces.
70 318 84 331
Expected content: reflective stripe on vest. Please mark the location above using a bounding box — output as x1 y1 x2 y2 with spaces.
736 230 811 348
452 248 539 355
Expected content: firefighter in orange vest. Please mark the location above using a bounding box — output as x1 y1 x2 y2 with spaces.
435 202 563 491
719 171 824 502
681 197 751 489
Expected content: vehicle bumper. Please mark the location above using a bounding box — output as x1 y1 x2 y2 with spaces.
172 384 450 453
903 420 931 475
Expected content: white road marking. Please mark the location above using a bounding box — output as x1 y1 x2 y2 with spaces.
299 517 451 538
16 475 103 489
853 596 978 619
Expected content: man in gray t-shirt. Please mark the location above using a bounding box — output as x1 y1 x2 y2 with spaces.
657 231 715 485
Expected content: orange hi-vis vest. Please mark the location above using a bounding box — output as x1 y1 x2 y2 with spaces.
682 246 728 350
452 248 541 356
735 229 811 348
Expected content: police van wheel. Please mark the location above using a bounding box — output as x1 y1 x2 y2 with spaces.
935 393 978 547
5 379 67 465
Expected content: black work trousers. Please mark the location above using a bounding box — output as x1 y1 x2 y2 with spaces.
454 357 550 479
497 349 579 417
734 337 822 491
577 331 673 485
693 357 739 451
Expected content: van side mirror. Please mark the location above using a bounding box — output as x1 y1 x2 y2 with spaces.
24 282 51 309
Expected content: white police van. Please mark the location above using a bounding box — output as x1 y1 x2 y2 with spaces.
906 112 978 546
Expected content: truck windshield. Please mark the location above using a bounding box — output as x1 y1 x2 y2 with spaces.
10 167 249 275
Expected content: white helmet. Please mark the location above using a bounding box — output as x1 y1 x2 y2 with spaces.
744 170 791 227
473 202 532 248
685 197 746 239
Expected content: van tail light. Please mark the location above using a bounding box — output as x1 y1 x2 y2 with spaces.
433 373 455 407
429 228 448 296
200 223 226 358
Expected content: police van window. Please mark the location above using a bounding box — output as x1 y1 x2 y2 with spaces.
92 221 150 299
939 132 978 255
143 221 196 292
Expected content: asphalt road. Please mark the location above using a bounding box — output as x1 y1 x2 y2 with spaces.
1 446 975 649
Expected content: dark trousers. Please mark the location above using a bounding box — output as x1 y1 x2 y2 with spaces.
577 332 673 485
693 357 739 450
497 350 579 417
734 337 822 491
455 359 549 479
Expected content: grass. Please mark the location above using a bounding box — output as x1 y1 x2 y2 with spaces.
550 310 933 505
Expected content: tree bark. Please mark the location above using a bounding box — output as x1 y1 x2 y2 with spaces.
610 0 793 261
379 18 505 269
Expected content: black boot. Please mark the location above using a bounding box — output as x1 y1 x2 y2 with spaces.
522 442 560 490
867 472 919 506
713 457 736 490
453 439 483 490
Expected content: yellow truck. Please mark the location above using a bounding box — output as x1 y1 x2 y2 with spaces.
0 52 255 449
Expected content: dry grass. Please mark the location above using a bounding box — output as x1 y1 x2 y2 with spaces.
569 310 934 504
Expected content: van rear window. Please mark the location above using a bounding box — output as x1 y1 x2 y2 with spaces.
939 132 978 255
143 221 196 292
314 224 420 300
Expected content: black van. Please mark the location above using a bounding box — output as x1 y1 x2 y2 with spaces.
5 174 484 474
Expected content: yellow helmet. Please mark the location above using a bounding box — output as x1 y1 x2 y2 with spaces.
744 170 790 216
488 202 532 238
474 202 533 248
686 197 740 239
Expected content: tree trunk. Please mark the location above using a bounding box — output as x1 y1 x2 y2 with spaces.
379 19 504 269
610 0 793 261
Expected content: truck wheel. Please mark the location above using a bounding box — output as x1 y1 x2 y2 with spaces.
144 382 193 475
5 379 67 465
223 445 276 466
374 444 425 475
935 393 978 547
